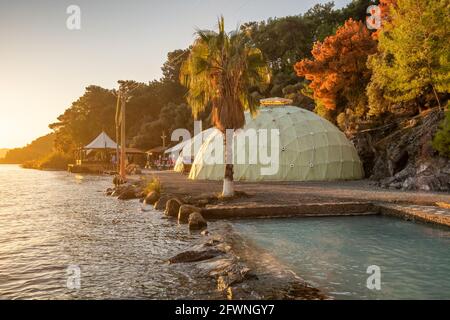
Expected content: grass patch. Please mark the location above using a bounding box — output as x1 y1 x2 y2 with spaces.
144 176 162 194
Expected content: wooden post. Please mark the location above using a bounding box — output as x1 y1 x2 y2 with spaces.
116 81 140 181
161 131 167 148
115 95 120 175
120 95 126 180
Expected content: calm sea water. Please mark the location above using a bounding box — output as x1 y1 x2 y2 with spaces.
233 216 450 300
2 165 449 300
0 165 219 299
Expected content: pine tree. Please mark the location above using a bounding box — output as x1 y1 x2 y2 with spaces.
433 104 450 158
368 0 450 110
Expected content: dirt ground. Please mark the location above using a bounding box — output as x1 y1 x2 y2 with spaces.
147 170 450 207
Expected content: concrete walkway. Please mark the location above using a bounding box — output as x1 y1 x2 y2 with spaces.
150 171 450 206
148 171 450 227
378 203 450 227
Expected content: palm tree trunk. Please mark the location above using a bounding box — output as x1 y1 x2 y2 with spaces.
223 164 234 197
222 130 234 197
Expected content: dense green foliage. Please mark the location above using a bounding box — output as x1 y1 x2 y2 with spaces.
368 0 450 113
180 17 271 195
293 0 449 147
44 0 373 160
11 0 449 170
49 86 117 153
22 151 72 170
433 106 450 158
144 176 162 194
51 1 374 152
180 17 270 131
0 134 55 164
243 0 372 107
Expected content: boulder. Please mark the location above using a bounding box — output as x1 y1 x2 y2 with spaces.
178 205 201 224
165 198 183 218
196 199 210 206
168 249 223 264
117 187 137 200
201 230 210 236
364 109 449 192
217 265 253 291
154 195 171 211
144 191 160 206
188 212 207 231
113 176 126 186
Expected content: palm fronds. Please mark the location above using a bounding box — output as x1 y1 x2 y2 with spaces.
180 16 271 132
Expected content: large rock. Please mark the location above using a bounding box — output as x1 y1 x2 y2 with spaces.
354 109 449 192
144 191 160 206
165 198 183 217
117 186 137 200
113 176 126 186
168 249 223 264
188 212 207 231
178 205 201 224
217 265 253 291
154 195 171 211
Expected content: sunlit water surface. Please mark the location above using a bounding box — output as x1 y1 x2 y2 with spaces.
0 165 220 299
233 216 450 299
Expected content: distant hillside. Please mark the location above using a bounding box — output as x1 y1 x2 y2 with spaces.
0 149 8 159
0 134 55 164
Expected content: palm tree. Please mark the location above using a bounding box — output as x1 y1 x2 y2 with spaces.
180 17 270 197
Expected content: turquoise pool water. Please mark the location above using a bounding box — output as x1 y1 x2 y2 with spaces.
233 215 450 300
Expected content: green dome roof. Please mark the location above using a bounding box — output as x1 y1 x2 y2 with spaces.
189 106 364 181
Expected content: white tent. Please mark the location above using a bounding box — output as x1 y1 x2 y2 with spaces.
165 140 190 156
170 128 218 172
84 132 118 150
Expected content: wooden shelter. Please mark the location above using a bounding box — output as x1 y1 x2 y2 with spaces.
68 132 144 173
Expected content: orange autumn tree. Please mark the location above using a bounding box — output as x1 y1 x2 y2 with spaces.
295 19 377 131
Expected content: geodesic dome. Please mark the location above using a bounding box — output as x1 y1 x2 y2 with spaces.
189 105 364 181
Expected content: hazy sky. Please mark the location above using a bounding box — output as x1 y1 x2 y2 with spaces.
0 0 350 148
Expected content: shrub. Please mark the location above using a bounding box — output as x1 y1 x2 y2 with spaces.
144 176 162 194
433 108 450 158
21 159 41 169
21 151 72 170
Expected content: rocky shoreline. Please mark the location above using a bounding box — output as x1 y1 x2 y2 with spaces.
354 109 449 192
106 179 326 300
105 171 449 299
167 221 326 300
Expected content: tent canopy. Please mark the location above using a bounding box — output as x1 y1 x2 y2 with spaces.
165 128 217 156
165 140 190 155
84 132 118 150
125 147 145 154
172 128 218 172
147 146 168 154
